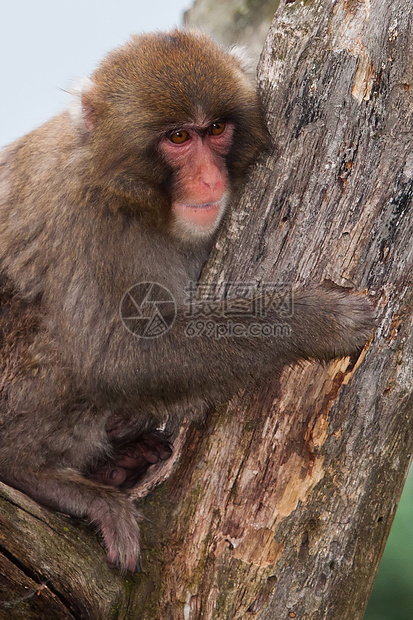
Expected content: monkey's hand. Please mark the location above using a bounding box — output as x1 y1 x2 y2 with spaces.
88 431 173 489
290 285 375 363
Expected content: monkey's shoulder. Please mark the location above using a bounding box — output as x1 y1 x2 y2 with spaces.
0 113 75 188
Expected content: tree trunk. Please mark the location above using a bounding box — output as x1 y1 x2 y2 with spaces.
2 0 413 618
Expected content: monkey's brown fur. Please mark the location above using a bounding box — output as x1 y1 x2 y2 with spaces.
0 30 373 572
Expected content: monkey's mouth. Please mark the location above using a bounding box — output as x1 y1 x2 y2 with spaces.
175 201 222 229
184 201 220 210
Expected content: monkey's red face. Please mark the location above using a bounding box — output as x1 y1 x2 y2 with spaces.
159 120 234 240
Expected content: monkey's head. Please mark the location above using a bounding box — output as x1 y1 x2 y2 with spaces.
72 30 268 242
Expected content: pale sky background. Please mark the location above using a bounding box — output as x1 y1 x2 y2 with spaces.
0 0 191 147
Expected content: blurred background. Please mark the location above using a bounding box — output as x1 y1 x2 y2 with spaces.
364 470 413 620
1 2 411 618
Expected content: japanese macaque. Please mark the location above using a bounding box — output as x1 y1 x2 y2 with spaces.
0 30 373 572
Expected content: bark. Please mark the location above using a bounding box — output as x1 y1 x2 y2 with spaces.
2 0 413 618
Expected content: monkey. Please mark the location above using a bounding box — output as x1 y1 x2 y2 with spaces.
0 30 374 573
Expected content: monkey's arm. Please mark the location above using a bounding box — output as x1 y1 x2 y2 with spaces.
72 286 373 409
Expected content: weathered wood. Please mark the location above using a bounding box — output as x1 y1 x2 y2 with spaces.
0 483 143 618
1 0 413 618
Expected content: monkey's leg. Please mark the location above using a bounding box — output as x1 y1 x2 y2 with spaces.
0 467 142 572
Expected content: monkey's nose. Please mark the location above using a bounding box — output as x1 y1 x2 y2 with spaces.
198 160 223 191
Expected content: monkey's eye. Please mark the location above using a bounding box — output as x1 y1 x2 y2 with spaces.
209 121 226 136
169 130 190 144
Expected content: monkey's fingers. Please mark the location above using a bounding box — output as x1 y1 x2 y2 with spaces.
117 449 151 468
106 547 142 574
117 433 173 467
119 436 173 489
140 432 173 461
88 432 174 489
88 466 128 487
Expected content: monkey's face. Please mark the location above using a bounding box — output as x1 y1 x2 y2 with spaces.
158 119 234 240
75 30 269 242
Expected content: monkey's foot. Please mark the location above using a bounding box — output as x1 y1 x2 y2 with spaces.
89 432 173 489
89 494 143 573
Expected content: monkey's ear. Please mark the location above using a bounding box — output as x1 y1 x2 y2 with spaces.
69 78 100 133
